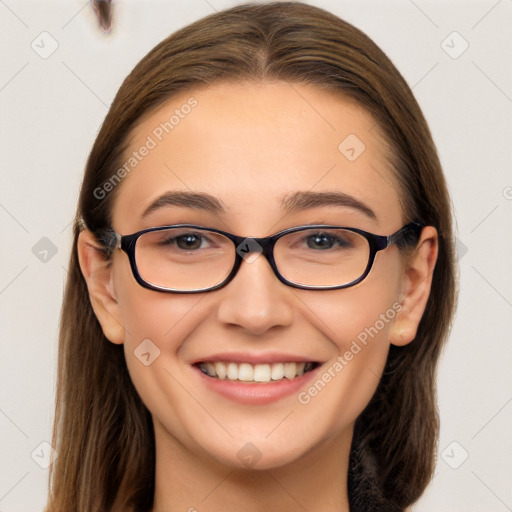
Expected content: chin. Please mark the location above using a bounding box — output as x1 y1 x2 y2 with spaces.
195 432 322 472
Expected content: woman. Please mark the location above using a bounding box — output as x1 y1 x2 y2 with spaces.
46 2 457 511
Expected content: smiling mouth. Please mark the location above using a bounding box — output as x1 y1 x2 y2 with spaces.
196 361 319 383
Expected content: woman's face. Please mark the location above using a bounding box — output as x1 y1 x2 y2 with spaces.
82 81 430 470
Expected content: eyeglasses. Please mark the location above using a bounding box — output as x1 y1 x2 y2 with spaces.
97 222 423 293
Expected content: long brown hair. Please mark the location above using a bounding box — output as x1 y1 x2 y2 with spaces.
46 3 457 511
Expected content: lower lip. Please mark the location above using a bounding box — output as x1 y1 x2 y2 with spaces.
192 365 320 405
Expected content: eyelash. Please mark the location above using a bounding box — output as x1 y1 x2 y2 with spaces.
155 230 353 251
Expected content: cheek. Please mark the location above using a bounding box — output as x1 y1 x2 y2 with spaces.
111 257 206 401
297 253 403 424
112 254 206 343
306 250 403 345
296 301 398 435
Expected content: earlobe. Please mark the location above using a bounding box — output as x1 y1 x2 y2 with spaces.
389 226 438 347
77 230 125 344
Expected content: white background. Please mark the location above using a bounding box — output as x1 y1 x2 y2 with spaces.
0 1 511 510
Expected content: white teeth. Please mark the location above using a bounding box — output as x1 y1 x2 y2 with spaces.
199 361 315 382
271 363 284 380
284 362 297 379
227 362 238 380
238 363 254 381
214 361 227 380
253 364 271 382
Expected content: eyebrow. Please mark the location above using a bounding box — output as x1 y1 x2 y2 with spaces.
141 191 225 218
281 191 377 220
141 190 377 220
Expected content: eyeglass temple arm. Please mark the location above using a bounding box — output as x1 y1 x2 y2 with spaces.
387 222 424 247
94 228 121 252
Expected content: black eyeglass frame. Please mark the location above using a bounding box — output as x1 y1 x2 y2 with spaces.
98 222 424 293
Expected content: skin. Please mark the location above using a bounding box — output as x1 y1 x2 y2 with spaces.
78 81 437 512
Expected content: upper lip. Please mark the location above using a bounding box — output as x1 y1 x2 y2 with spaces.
191 352 321 365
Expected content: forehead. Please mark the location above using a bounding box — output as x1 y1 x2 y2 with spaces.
111 81 402 232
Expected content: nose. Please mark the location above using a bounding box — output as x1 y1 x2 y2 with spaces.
216 251 294 336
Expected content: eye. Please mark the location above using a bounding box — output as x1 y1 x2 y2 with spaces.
157 232 211 251
175 233 204 250
305 232 352 250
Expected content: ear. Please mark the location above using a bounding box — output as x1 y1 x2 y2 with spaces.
77 229 125 344
389 226 438 347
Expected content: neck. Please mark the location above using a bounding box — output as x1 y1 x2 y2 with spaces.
150 419 352 512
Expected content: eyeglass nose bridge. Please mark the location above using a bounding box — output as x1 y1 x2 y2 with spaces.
225 233 284 287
